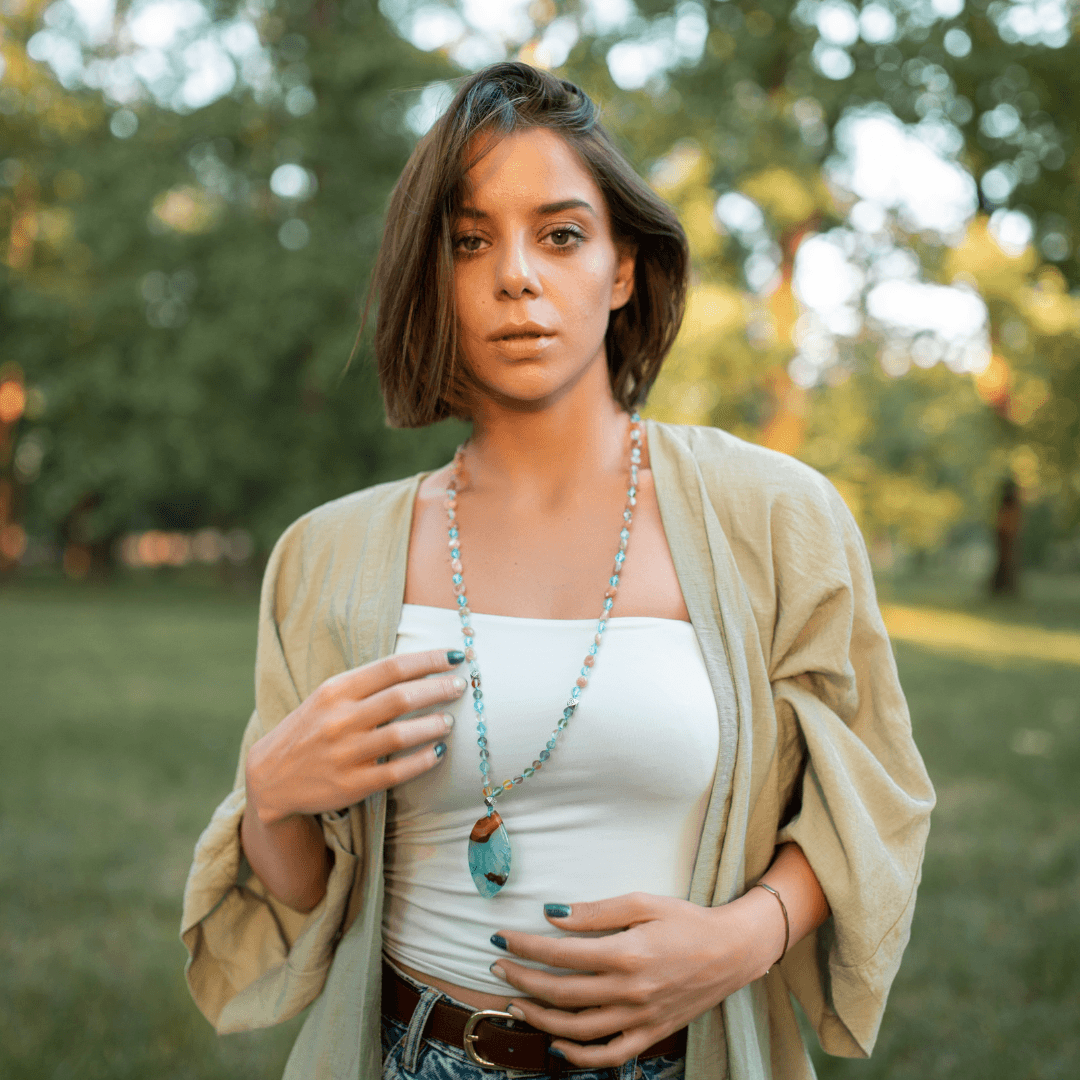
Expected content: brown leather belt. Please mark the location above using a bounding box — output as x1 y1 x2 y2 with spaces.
382 962 687 1071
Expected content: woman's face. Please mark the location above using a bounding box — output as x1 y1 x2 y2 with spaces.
451 127 635 411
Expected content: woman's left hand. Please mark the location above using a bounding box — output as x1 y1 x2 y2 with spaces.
489 890 784 1068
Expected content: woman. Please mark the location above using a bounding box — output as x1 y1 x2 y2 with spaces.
181 63 934 1080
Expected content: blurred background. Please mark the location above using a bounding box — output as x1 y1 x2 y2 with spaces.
1 0 1078 1075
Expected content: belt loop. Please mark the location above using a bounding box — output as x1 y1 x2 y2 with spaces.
401 986 441 1074
616 1056 640 1080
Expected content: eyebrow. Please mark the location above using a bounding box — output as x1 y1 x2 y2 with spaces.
456 198 597 220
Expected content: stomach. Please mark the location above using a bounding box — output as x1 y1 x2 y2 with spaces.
390 957 523 1010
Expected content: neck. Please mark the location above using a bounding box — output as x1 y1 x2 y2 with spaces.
463 358 632 503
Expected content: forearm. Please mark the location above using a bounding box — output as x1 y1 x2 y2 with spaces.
240 800 333 914
724 841 831 981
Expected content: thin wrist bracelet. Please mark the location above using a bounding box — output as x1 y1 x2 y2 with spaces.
754 882 790 971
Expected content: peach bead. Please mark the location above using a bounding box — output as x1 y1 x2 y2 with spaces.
451 559 463 572
576 676 588 688
465 647 476 660
583 655 595 667
604 586 617 599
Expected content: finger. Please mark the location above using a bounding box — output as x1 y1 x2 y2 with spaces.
507 999 639 1043
549 1029 658 1070
327 648 467 703
540 893 660 933
493 929 616 973
359 740 449 794
366 712 456 759
355 671 469 730
490 960 625 1009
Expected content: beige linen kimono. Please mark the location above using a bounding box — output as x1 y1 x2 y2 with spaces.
182 421 935 1080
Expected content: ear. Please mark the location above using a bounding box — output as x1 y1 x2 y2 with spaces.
609 244 637 312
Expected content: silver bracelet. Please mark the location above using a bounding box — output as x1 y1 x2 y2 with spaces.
754 882 790 972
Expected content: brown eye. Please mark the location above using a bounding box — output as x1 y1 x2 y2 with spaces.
456 235 484 253
550 229 576 247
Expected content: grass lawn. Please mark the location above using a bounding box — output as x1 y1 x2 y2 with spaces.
2 572 1078 1078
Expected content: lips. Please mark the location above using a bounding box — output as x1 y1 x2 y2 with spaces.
488 323 556 358
487 322 555 342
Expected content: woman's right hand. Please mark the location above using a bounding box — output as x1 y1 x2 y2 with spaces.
245 648 468 826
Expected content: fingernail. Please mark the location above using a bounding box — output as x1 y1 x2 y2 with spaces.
443 713 455 729
544 903 571 919
490 933 507 950
452 676 467 692
548 1047 567 1060
490 962 505 979
508 1004 525 1020
434 742 447 759
447 650 465 665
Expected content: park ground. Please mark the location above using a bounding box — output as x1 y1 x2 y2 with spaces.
1 570 1078 1079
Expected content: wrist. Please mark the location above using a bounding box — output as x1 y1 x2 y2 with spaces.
728 885 788 982
244 740 287 827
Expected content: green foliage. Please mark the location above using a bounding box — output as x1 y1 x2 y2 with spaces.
3 0 1079 560
2 0 466 555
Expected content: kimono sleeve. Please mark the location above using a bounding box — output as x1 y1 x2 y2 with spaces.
180 518 361 1034
769 480 935 1058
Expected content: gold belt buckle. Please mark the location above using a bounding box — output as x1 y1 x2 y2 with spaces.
463 1008 516 1068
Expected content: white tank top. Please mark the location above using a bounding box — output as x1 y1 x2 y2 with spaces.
382 604 721 995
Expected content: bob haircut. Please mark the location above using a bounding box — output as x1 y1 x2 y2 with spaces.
370 62 690 428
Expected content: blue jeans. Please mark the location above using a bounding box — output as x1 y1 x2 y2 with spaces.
381 969 686 1080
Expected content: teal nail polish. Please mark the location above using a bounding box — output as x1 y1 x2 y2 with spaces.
447 650 466 665
548 1047 567 1060
434 742 447 759
544 904 571 919
490 933 507 950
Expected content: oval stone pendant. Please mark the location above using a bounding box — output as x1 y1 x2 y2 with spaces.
468 812 511 898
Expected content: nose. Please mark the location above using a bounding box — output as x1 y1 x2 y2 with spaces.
494 233 542 300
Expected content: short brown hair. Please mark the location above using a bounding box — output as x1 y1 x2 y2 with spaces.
369 62 689 428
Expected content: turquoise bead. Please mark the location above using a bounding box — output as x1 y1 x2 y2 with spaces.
476 721 487 734
450 547 460 559
598 620 607 632
580 667 589 677
610 576 619 586
449 526 459 538
473 688 483 699
628 486 636 498
615 551 625 563
623 510 632 522
539 749 550 761
452 573 463 585
620 528 630 540
589 644 598 655
563 706 574 719
557 716 568 730
477 735 487 748
457 595 468 607
464 637 474 647
571 686 581 698
604 598 613 610
474 700 484 713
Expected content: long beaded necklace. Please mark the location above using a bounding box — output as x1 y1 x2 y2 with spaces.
445 412 642 898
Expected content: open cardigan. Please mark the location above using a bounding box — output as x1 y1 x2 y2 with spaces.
181 420 935 1080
